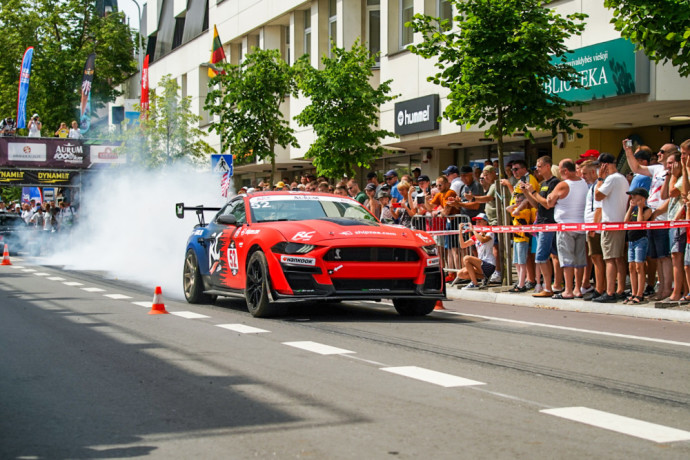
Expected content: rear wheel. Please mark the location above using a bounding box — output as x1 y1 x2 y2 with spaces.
183 250 212 304
245 251 277 317
393 298 436 316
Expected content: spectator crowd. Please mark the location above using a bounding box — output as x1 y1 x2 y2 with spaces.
240 137 690 304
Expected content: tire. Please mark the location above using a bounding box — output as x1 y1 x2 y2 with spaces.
183 249 212 304
245 251 277 317
393 298 436 316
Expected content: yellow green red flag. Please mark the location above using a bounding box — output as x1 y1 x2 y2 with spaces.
209 25 226 78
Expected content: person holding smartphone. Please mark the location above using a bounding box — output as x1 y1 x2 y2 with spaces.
28 113 42 137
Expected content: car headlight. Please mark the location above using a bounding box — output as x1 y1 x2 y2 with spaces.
422 244 438 256
271 242 316 254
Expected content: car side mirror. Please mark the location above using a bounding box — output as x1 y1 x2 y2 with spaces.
217 214 237 226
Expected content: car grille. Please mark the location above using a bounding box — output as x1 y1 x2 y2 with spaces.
332 278 416 291
324 247 419 262
423 268 442 291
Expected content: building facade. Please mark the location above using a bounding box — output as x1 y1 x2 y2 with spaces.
129 0 690 185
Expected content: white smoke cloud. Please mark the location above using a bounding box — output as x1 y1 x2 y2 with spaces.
45 166 229 300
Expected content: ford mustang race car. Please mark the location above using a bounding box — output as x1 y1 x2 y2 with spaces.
176 192 445 317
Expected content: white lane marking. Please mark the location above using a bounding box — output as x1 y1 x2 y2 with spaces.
47 277 65 281
63 281 84 286
81 287 106 292
21 269 36 273
132 301 151 308
170 311 210 319
33 272 49 276
283 341 355 355
381 366 485 388
541 407 690 443
442 311 690 348
8 265 24 269
217 324 270 334
103 294 132 300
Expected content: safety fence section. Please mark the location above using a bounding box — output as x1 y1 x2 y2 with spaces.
411 214 472 280
472 220 690 233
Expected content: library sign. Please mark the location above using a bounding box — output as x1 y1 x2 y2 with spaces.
546 38 649 102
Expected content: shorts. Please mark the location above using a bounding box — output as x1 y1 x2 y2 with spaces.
587 232 603 257
481 261 495 279
628 237 649 264
685 243 690 266
648 228 670 259
444 219 459 249
513 241 529 265
556 232 587 267
670 228 687 254
535 231 558 264
530 236 537 254
601 230 626 260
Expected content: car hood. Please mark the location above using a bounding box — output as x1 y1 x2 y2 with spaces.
273 218 426 244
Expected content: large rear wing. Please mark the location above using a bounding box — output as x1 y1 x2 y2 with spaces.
175 203 221 226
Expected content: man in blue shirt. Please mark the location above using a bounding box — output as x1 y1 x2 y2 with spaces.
384 169 404 203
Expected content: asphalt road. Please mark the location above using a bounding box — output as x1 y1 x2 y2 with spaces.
2 259 690 459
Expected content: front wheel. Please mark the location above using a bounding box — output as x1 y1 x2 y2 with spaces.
183 249 212 304
393 298 436 316
245 251 277 317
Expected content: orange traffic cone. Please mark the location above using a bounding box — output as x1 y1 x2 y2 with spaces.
1 244 11 266
148 286 169 315
434 300 446 310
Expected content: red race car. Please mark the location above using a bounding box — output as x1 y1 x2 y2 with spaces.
177 192 445 317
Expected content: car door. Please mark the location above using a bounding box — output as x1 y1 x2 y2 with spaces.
208 198 247 290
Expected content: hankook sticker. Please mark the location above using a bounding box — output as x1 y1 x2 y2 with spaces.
280 255 316 266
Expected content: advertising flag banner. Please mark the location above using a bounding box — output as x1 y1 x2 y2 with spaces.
140 55 149 119
16 47 34 129
79 53 96 134
208 25 226 78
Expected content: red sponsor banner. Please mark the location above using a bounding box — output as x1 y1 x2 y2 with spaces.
140 55 149 119
462 220 690 233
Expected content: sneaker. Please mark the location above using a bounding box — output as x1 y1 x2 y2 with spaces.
583 290 601 301
643 285 656 297
525 281 536 291
489 271 502 283
480 278 489 288
592 292 617 303
462 282 480 290
615 292 628 302
580 285 594 295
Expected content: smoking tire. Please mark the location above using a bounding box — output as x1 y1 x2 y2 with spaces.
245 251 277 317
183 249 211 304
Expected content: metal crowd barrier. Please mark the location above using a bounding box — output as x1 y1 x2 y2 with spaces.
411 214 473 282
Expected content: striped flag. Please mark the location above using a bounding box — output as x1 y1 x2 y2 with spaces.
208 25 226 78
221 171 230 197
16 47 34 129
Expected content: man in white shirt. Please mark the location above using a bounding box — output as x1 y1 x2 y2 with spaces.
593 153 629 303
625 140 678 300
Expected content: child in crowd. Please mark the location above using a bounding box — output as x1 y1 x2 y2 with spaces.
624 187 653 304
457 213 495 289
507 193 536 292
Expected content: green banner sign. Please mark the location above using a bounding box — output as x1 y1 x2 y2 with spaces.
547 38 649 102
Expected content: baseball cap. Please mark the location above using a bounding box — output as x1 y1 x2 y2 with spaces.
459 165 474 174
597 153 616 164
482 165 495 173
377 191 391 199
443 165 459 175
385 169 398 178
275 181 285 188
627 187 649 199
580 149 599 159
472 213 489 222
365 183 376 191
417 174 430 182
412 167 421 173
32 113 39 118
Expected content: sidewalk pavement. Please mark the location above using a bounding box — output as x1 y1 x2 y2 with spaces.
445 284 690 323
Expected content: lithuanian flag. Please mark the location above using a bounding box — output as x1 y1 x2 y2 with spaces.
208 25 226 78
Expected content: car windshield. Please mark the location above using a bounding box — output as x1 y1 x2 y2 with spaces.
249 195 376 223
0 214 28 230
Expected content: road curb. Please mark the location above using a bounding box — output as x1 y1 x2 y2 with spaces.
446 288 690 323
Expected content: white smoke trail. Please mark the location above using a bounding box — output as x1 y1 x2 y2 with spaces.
45 166 229 300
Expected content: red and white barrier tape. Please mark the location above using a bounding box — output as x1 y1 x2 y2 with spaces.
424 220 690 235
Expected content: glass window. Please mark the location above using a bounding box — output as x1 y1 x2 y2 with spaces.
438 0 452 29
366 0 381 64
304 10 311 57
328 0 337 56
400 0 414 48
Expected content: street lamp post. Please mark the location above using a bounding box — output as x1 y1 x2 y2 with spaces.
130 0 143 89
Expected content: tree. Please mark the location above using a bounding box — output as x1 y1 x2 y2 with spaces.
294 41 397 179
205 49 298 185
117 75 214 168
0 0 137 135
605 0 690 77
408 0 586 171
